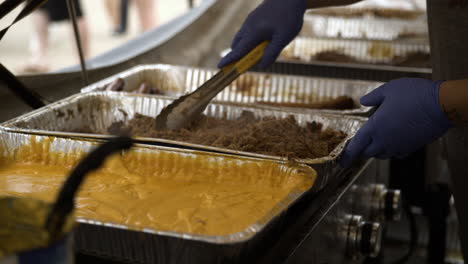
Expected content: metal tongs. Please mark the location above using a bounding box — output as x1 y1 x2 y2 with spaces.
155 41 269 130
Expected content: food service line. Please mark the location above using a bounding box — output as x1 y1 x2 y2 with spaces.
0 1 423 263
67 4 422 263
0 39 394 262
0 61 384 263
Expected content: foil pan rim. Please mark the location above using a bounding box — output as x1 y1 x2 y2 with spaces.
237 101 373 116
305 7 426 16
81 63 383 92
294 35 430 45
80 64 176 93
0 127 346 164
277 57 433 72
302 10 428 41
219 48 432 73
79 64 383 115
280 36 432 70
0 131 317 244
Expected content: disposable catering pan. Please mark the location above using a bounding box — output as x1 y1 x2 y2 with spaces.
279 36 430 67
0 131 317 264
0 92 367 185
0 92 366 165
220 38 432 81
301 8 428 41
80 64 382 116
257 36 432 81
256 59 432 82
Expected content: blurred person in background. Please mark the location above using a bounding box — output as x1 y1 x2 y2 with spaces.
20 0 89 73
104 0 120 35
107 0 157 36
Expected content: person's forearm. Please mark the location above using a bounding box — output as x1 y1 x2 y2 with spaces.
439 79 468 125
306 0 363 9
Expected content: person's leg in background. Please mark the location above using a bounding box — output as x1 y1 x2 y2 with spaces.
134 0 156 31
20 0 89 73
76 16 90 58
114 0 129 35
67 0 90 59
104 0 120 34
21 9 50 73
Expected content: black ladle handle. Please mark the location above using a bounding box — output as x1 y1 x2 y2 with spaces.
45 136 133 240
0 63 46 109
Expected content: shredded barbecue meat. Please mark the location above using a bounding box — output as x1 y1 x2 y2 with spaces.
109 111 347 159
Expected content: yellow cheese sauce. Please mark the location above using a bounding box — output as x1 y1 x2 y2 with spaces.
0 139 315 236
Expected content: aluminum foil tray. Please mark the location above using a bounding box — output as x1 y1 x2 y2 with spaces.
252 60 432 82
1 92 366 167
0 131 317 263
280 36 430 67
80 64 382 115
301 8 428 41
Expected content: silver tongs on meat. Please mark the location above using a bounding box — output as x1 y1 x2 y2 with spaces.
155 41 269 131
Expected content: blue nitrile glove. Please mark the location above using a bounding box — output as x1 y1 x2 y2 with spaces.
218 0 306 69
340 78 452 167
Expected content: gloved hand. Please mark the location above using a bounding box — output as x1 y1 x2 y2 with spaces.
340 78 452 167
218 0 306 69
